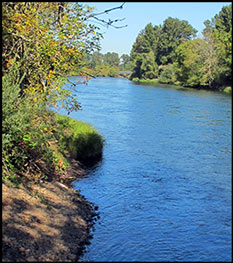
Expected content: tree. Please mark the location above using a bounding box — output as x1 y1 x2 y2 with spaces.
130 18 197 80
2 2 126 179
130 31 151 60
140 51 159 79
175 39 209 87
158 63 178 84
143 23 158 54
2 2 103 113
130 23 161 79
88 51 104 69
201 4 232 87
130 23 161 61
157 17 197 65
213 4 232 84
104 52 120 67
201 20 219 87
120 54 130 70
130 51 158 80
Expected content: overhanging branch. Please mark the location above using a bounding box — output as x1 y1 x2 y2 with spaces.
85 2 127 29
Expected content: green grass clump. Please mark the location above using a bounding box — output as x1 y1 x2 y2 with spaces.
55 114 104 162
223 86 232 94
132 78 159 84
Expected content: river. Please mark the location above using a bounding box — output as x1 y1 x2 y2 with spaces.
60 77 232 262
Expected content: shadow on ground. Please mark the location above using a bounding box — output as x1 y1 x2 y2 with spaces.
2 179 99 262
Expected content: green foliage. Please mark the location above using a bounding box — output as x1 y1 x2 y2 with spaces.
158 64 178 84
120 54 131 70
130 23 159 61
175 39 205 87
84 51 122 77
175 4 232 88
2 65 56 182
131 78 159 85
2 2 105 184
2 68 104 182
129 4 231 90
213 4 232 84
109 66 120 77
157 17 197 65
88 51 104 69
130 18 196 82
2 2 102 112
104 52 120 67
95 64 111 77
223 86 232 94
130 51 158 80
140 51 159 79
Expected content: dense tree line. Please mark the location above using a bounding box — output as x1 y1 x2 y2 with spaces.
130 4 232 90
81 51 132 77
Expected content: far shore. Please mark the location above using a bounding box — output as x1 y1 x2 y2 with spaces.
130 77 232 94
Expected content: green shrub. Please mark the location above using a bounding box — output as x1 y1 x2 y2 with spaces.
2 69 34 180
223 86 232 94
158 64 178 84
2 67 104 184
2 68 61 182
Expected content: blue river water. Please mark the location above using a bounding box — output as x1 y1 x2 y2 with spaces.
60 77 232 262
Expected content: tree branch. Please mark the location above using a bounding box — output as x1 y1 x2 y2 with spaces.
85 2 127 29
91 2 126 16
93 16 127 29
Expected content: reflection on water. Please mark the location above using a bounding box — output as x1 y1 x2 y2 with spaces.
61 77 231 262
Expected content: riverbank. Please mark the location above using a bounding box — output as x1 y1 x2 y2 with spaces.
2 159 99 262
2 115 104 262
131 77 232 94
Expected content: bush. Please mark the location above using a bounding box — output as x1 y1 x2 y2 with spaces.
2 68 104 183
158 64 177 84
2 68 58 182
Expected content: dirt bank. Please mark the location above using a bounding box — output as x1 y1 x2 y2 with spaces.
2 160 99 262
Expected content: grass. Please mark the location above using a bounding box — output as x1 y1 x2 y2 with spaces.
223 86 232 94
55 114 104 163
132 77 159 84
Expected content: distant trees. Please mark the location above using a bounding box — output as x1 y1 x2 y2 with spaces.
84 51 132 77
176 4 232 88
104 52 120 67
130 17 196 80
88 52 104 69
129 4 232 90
120 54 131 70
84 51 119 77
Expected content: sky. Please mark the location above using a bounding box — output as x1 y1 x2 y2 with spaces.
82 2 231 57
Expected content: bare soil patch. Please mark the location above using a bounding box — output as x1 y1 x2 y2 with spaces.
2 160 99 262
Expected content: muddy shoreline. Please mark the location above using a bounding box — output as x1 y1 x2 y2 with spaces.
2 159 99 262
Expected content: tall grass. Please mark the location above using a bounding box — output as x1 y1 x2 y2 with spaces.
132 77 159 84
55 114 104 163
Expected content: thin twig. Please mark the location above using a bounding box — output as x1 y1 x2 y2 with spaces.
91 2 126 16
83 2 127 29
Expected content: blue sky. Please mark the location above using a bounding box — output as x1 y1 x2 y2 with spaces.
83 2 231 56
